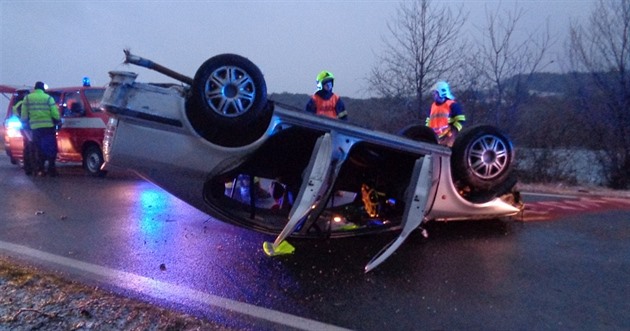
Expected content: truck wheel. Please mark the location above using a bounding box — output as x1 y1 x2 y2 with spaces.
83 145 106 177
451 125 514 193
186 53 272 147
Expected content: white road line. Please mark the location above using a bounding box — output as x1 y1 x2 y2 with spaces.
0 240 351 331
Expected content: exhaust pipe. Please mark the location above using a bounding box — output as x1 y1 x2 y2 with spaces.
123 49 194 86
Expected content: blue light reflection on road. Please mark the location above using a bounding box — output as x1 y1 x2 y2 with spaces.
138 187 168 236
127 181 208 258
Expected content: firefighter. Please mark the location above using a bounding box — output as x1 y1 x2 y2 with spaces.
20 81 61 177
305 70 348 120
425 80 466 147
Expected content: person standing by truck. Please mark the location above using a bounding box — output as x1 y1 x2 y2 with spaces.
11 89 37 175
20 81 61 177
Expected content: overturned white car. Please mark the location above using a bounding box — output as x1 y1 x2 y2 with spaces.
101 51 522 272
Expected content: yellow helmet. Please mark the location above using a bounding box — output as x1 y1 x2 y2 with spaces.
316 70 334 90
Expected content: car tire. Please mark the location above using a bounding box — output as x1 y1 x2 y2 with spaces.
398 124 438 144
83 145 106 177
451 125 514 193
186 53 272 147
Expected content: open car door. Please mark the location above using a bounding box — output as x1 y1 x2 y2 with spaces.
1 85 29 94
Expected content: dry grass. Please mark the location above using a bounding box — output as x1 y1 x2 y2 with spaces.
0 257 234 330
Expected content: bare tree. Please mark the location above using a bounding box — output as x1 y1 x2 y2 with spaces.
568 0 630 189
464 3 553 130
368 0 466 120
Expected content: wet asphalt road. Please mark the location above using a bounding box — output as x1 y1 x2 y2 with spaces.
0 154 629 330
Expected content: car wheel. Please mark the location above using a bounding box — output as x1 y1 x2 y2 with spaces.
398 124 438 144
83 145 106 177
186 53 272 147
451 125 514 193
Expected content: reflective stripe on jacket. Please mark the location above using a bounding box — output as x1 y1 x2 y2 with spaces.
426 99 465 135
20 90 60 130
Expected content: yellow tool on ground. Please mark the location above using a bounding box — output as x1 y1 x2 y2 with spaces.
263 240 295 256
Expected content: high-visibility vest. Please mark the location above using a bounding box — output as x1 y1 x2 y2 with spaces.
427 99 454 130
311 93 341 119
20 90 60 130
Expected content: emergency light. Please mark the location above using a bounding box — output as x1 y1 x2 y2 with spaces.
5 116 23 138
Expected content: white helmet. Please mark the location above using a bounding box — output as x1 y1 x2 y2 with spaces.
434 81 454 100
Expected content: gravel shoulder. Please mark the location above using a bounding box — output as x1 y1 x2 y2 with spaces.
0 256 233 330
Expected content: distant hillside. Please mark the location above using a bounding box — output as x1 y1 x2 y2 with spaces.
268 92 308 111
269 92 417 134
504 71 600 95
269 71 608 134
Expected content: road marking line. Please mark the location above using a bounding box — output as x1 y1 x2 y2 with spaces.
563 199 604 208
520 192 580 199
0 240 350 331
535 201 581 210
601 197 630 206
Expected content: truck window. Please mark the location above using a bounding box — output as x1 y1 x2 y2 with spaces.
49 91 62 104
62 90 85 118
84 88 105 112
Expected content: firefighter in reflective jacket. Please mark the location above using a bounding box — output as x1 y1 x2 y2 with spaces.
305 70 348 120
425 80 465 147
20 81 61 177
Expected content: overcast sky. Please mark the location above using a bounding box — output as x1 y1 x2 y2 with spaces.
1 0 595 110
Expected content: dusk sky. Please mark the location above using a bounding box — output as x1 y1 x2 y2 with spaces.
1 0 595 114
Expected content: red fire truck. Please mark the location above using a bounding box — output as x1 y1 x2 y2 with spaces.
2 83 108 176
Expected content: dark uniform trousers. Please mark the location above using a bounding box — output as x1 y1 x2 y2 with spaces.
31 127 57 175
